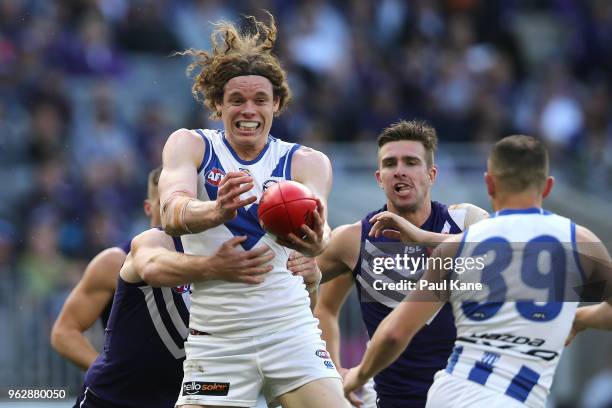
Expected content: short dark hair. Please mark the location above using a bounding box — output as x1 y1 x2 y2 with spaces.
147 166 162 198
377 120 438 167
489 135 549 192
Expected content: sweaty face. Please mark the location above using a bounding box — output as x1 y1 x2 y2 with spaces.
376 141 436 214
218 75 279 150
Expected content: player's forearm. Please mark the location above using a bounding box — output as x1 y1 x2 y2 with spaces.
162 197 222 236
357 318 411 381
51 328 98 371
315 311 343 367
576 303 612 330
358 297 440 380
415 230 457 247
306 284 320 311
139 252 212 287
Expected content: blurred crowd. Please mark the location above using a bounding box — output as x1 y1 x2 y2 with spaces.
1 0 612 393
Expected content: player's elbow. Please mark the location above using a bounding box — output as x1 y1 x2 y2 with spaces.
382 326 413 350
50 321 69 353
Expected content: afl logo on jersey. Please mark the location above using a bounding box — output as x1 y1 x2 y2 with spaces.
205 168 225 187
262 179 278 191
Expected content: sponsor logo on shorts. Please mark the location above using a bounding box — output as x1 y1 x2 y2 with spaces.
182 381 230 396
315 349 330 359
205 168 225 187
324 360 335 369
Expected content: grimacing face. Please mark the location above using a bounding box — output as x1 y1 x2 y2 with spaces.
375 140 436 214
217 75 280 151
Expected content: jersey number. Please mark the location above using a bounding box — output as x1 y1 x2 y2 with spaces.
461 235 565 322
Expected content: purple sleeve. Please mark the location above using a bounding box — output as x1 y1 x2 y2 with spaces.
118 239 131 254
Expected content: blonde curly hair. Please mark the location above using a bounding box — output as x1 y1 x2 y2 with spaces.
178 12 292 120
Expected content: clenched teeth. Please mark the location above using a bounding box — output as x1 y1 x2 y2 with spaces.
237 121 260 131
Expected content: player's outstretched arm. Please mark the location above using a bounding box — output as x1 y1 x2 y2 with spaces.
314 223 361 370
160 129 257 236
369 203 488 246
315 273 354 372
566 303 612 346
278 147 332 257
342 236 459 398
565 225 612 346
51 247 125 370
124 229 274 286
343 296 443 400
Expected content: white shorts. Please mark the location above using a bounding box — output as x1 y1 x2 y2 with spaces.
361 377 377 408
176 323 341 407
426 371 527 408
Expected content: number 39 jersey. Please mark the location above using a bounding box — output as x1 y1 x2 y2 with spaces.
447 208 584 407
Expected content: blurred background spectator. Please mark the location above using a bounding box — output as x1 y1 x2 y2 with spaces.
1 0 611 404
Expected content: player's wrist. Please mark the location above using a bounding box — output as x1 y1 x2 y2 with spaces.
305 264 322 287
212 201 234 225
336 365 348 379
309 236 329 257
355 364 370 385
306 282 319 294
199 256 218 281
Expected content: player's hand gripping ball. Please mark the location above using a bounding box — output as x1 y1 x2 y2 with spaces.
258 181 318 238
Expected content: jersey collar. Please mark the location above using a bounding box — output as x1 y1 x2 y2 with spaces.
492 207 551 217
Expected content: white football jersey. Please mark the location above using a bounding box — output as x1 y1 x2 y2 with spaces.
181 129 317 337
446 208 583 407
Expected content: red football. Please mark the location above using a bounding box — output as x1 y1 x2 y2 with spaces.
258 181 318 238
